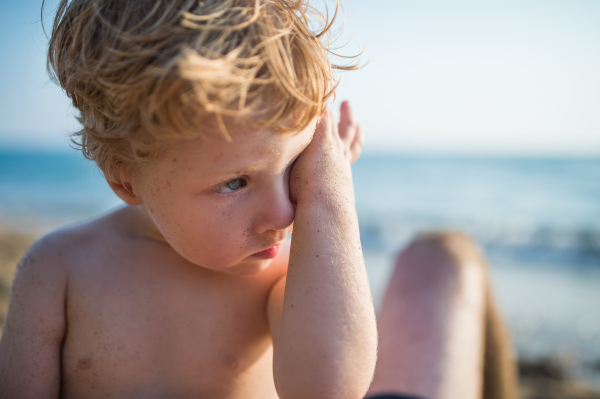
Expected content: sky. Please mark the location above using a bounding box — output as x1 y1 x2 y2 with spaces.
1 0 599 155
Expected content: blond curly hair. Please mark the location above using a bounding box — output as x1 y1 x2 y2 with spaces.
45 0 355 180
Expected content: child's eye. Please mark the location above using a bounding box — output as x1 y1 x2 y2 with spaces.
215 178 247 193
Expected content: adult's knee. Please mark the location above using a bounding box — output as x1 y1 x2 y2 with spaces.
392 231 488 295
374 232 490 399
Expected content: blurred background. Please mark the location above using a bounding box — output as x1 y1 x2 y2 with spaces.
1 0 599 397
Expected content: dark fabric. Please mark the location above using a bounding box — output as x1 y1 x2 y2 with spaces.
364 394 429 399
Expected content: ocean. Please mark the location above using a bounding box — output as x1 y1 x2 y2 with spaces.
1 149 600 384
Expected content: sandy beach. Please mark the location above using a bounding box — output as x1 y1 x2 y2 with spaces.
0 230 35 330
0 229 598 398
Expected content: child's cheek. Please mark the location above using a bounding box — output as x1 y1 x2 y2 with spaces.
167 206 245 268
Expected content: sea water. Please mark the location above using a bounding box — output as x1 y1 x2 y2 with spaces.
1 149 600 382
351 156 600 385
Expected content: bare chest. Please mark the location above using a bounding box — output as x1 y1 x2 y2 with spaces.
61 248 280 398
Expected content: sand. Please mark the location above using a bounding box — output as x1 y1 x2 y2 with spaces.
0 229 598 398
0 230 35 330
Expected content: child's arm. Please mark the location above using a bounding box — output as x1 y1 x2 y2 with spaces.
269 103 378 399
0 234 67 399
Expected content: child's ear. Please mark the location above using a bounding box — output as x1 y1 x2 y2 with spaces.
106 165 143 206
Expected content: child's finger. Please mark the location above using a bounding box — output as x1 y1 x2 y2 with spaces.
349 125 364 164
338 101 357 144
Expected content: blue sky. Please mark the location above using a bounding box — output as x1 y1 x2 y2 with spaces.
1 0 599 155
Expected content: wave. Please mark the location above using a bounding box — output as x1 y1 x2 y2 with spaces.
358 218 600 267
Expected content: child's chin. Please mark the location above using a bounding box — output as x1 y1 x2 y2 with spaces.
222 258 273 276
178 251 273 276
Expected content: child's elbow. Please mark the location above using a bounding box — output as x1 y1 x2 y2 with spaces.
273 363 375 399
275 382 370 399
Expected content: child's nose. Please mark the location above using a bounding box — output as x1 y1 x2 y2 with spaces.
253 179 295 234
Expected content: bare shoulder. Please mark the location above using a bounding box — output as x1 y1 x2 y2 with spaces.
8 216 90 295
0 207 136 395
0 209 121 397
21 221 94 273
2 206 132 327
25 206 136 270
1 207 127 326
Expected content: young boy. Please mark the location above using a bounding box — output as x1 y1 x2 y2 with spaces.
1 0 377 397
0 0 516 398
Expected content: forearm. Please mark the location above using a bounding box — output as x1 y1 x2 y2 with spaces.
274 195 378 399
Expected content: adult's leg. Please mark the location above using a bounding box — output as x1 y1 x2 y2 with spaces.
481 275 517 399
366 232 516 399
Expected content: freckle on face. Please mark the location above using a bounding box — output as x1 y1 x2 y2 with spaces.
133 118 316 273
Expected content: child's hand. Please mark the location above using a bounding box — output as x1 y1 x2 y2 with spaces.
290 101 363 206
276 101 376 398
337 100 364 165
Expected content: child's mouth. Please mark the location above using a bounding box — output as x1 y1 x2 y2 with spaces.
252 243 281 259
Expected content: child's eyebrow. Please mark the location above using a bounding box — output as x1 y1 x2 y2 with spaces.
213 153 300 181
207 167 255 182
226 167 254 176
203 165 262 184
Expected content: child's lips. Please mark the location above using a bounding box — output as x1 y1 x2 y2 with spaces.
252 243 282 259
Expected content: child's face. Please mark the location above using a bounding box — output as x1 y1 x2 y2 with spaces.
132 119 316 275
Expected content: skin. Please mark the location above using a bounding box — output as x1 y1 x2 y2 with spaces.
367 233 516 399
368 233 487 399
0 102 377 399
